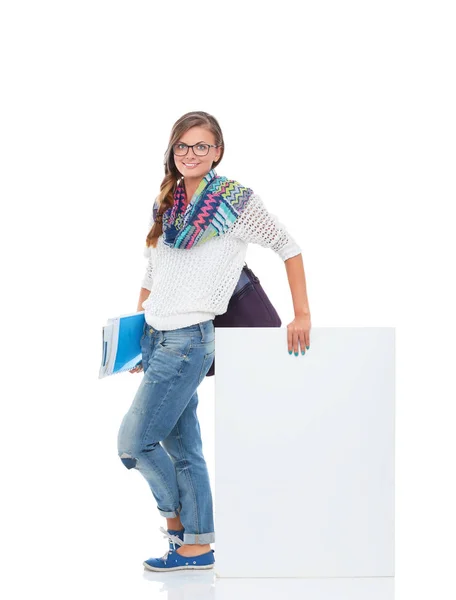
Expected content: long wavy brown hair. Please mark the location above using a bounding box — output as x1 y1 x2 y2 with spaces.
145 111 225 248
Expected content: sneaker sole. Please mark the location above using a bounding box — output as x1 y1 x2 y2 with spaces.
143 562 214 572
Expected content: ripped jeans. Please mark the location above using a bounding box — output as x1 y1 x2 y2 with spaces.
117 318 216 545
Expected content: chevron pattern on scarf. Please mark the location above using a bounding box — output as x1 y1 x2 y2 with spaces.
160 169 254 249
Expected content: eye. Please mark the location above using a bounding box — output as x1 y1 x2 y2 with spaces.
197 144 208 151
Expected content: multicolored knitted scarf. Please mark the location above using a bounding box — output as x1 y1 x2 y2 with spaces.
155 168 254 249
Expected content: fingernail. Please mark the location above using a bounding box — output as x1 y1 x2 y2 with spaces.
294 352 299 356
306 345 310 350
301 351 305 355
288 350 293 355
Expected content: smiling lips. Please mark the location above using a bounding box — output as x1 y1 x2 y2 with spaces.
183 163 199 168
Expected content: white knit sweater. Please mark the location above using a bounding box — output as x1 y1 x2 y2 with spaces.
141 192 302 330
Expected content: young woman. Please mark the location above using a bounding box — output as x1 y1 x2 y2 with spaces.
117 111 311 572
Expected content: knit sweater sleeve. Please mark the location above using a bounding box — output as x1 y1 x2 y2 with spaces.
226 193 302 261
141 199 158 291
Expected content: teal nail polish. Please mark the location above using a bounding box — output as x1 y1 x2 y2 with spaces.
301 351 305 355
288 350 293 355
294 352 299 356
306 345 310 350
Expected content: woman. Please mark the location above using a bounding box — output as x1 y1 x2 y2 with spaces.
117 111 311 572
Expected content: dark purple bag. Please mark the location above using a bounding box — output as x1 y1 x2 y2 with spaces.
205 262 281 377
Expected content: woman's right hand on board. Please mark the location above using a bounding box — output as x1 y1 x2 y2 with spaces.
129 361 144 374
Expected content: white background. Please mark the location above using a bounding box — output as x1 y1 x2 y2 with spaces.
1 1 455 598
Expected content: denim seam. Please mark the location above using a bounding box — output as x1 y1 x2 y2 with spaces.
137 448 178 511
176 419 200 539
197 349 215 383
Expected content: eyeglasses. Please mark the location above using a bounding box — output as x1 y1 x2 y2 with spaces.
173 142 219 157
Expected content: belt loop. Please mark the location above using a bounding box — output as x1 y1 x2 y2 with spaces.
198 321 206 342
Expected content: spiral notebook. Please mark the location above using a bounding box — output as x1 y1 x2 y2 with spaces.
99 310 145 379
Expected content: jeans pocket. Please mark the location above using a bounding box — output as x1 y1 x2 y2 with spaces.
158 334 192 359
197 349 216 385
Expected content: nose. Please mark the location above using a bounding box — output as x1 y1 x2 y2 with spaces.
185 147 198 159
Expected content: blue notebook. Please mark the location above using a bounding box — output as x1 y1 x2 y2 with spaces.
99 310 145 379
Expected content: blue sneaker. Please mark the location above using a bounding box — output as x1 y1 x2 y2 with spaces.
143 528 215 572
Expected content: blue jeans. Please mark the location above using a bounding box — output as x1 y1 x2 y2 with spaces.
117 319 216 545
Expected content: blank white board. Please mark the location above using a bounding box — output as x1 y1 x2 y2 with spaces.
213 327 395 578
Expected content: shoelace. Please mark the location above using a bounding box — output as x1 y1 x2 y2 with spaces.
159 526 184 561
